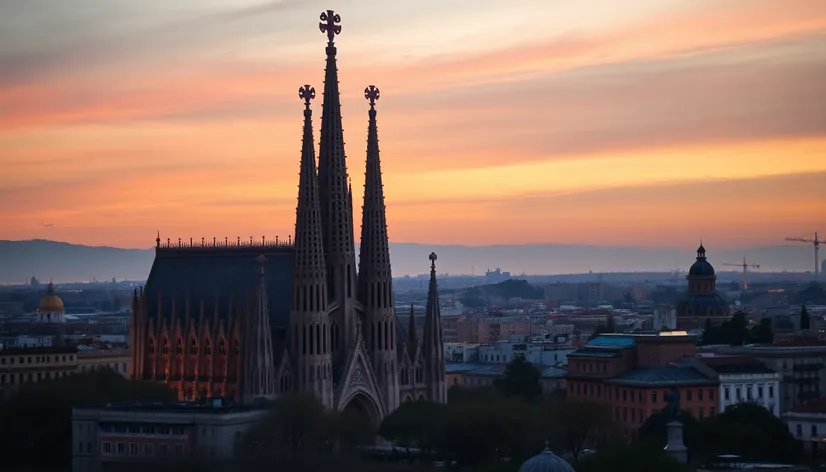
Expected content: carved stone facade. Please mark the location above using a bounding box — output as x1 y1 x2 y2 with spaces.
131 11 445 422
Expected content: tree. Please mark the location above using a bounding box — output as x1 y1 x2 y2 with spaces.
378 399 444 456
705 403 802 464
575 442 690 472
0 368 176 471
800 303 811 330
545 398 617 460
749 318 774 344
638 409 704 456
243 393 331 462
494 357 541 401
606 313 616 333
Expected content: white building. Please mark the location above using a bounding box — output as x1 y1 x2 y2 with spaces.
0 334 54 349
477 340 575 366
695 355 782 416
72 400 268 472
783 397 826 456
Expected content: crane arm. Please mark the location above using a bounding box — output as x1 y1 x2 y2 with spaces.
786 237 814 243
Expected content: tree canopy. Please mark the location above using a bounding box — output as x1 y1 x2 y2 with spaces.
701 312 773 345
0 367 177 471
494 356 542 402
800 303 811 330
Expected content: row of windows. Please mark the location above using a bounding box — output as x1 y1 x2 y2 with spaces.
794 423 821 438
723 384 775 401
1 369 73 385
100 424 187 436
571 382 716 403
575 362 607 373
101 441 188 457
0 354 75 365
615 405 716 425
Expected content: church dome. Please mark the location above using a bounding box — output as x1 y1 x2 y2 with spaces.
518 446 575 472
688 244 715 277
37 282 64 313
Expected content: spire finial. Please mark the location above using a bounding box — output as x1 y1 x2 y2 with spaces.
299 84 315 110
429 252 437 271
364 85 380 109
319 10 341 44
156 231 161 248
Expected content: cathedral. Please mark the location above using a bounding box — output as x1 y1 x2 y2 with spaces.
130 10 446 421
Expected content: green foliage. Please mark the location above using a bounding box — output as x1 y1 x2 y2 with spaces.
701 312 773 345
0 367 177 470
494 356 542 402
574 442 690 472
544 397 616 460
704 403 802 463
378 399 444 455
801 303 811 330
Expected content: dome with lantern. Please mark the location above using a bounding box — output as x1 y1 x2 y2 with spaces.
518 444 575 472
36 282 66 323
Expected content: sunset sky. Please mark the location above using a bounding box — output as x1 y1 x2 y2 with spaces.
1 0 825 250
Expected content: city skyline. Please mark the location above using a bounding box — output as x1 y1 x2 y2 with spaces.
1 0 825 249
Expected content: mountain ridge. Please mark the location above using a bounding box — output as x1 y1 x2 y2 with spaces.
0 239 817 284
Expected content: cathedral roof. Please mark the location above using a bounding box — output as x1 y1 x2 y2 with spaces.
518 446 575 472
143 245 294 332
37 282 64 313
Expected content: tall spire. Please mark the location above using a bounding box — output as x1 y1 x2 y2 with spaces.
316 9 357 363
242 254 276 403
357 85 399 410
422 253 446 403
290 84 333 407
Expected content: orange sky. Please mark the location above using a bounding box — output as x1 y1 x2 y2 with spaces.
1 0 825 250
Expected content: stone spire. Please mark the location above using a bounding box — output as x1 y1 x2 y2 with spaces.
357 85 399 410
316 9 358 364
290 85 333 407
422 253 446 403
242 255 276 403
407 303 418 358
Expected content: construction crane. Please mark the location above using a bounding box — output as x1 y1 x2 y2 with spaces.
722 257 760 290
785 232 822 281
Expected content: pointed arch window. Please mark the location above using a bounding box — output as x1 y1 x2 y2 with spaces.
162 337 170 355
189 338 198 355
176 338 184 355
148 337 156 356
204 339 212 355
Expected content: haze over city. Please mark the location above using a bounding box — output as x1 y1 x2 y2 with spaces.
2 0 825 250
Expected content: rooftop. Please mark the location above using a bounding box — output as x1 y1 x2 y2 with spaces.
606 365 715 386
74 400 265 415
445 362 566 379
698 356 776 375
0 346 77 355
787 397 826 415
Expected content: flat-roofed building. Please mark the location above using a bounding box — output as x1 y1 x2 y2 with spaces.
72 401 268 472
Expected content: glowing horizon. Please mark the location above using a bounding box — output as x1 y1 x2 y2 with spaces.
1 0 825 251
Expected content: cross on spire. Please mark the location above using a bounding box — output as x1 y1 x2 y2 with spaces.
364 85 380 109
429 252 438 271
319 10 341 44
299 84 315 109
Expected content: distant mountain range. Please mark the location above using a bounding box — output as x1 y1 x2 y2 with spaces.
0 239 818 285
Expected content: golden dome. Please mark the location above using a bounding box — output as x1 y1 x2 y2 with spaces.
37 282 64 313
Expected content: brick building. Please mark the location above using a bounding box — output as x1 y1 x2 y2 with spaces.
566 332 718 439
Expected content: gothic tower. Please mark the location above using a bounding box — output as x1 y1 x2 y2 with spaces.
422 253 447 403
357 85 399 411
242 254 276 403
316 10 358 365
290 85 334 407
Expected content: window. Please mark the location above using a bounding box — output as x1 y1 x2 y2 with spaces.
622 390 627 401
698 408 704 419
758 385 764 398
797 424 803 436
117 443 125 455
812 425 818 438
652 391 658 402
735 387 741 400
78 441 84 453
144 444 154 455
698 389 703 401
769 385 775 398
130 443 138 456
102 442 112 454
709 389 715 400
686 390 692 401
710 407 716 417
158 444 169 455
623 408 627 421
